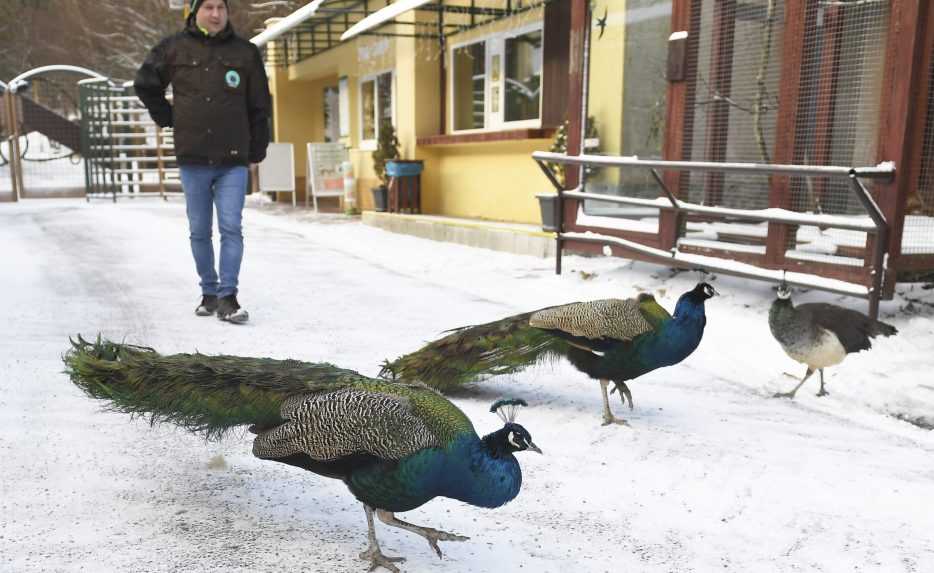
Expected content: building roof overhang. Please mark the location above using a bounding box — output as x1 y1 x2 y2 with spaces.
257 0 549 68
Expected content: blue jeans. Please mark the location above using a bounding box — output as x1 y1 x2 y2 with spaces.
180 165 248 298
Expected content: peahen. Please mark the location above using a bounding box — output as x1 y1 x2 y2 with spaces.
381 282 718 426
769 282 897 398
63 336 541 573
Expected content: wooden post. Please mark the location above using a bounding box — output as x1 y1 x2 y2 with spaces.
556 0 589 274
660 0 700 251
6 91 23 202
764 0 815 268
875 0 929 296
564 0 588 191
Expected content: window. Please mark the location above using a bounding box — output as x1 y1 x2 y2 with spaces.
504 30 542 123
323 86 339 143
449 25 543 133
359 71 394 148
452 42 486 130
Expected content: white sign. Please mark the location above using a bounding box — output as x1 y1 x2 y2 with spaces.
168 0 187 10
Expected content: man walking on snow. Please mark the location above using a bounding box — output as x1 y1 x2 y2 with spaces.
134 0 271 324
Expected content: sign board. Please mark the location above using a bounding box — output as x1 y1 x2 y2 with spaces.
258 142 295 192
168 0 187 9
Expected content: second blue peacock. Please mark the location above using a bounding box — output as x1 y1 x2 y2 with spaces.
382 282 718 425
63 336 541 573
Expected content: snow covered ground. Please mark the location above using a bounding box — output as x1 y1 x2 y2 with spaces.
1 197 933 573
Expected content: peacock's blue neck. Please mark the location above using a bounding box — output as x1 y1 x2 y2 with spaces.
438 433 522 509
634 297 707 367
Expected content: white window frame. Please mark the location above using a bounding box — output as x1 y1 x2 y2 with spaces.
448 22 543 134
358 69 395 151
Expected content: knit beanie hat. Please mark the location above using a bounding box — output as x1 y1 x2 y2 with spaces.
190 0 229 16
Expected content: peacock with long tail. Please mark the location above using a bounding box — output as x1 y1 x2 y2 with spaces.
381 283 718 426
63 336 541 573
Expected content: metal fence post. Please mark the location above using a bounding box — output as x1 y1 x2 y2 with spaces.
5 91 22 202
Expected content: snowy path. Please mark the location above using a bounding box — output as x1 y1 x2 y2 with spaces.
1 198 932 573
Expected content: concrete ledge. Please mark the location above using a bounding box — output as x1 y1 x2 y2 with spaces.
362 211 557 258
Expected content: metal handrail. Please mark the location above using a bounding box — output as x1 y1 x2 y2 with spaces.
532 152 897 318
532 151 896 181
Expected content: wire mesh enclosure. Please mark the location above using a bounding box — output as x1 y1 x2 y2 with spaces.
548 0 934 313
910 35 934 260
671 0 891 269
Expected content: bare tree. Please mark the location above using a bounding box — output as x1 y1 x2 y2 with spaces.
2 0 310 83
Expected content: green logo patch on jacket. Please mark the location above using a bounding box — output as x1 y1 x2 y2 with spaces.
225 70 241 88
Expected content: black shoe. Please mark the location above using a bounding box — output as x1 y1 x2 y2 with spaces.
195 295 218 316
217 294 249 324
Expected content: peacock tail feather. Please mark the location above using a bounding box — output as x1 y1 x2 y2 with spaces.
63 335 475 444
380 312 566 391
63 335 366 440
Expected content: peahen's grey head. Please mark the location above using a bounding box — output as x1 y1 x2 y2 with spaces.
776 281 792 300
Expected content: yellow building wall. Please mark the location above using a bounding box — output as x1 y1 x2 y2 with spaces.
265 2 622 223
267 60 323 203
417 7 554 224
419 139 553 224
286 36 398 209
587 0 626 189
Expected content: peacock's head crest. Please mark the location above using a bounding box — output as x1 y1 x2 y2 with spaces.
490 398 528 424
776 281 792 300
488 398 542 455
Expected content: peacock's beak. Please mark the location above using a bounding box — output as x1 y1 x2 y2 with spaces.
526 441 543 455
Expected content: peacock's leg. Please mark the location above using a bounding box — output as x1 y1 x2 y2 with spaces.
375 509 469 559
359 504 406 572
773 367 814 399
599 379 630 426
609 380 634 410
816 369 829 397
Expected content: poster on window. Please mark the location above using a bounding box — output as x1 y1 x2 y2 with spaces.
338 77 350 138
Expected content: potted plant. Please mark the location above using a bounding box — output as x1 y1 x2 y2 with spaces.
371 119 400 212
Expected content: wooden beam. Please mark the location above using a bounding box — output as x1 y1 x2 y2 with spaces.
564 0 587 192
555 0 589 274
660 0 700 251
542 0 571 129
764 0 815 267
875 0 929 294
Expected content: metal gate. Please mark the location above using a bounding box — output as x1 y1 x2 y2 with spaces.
2 75 87 201
79 79 179 201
